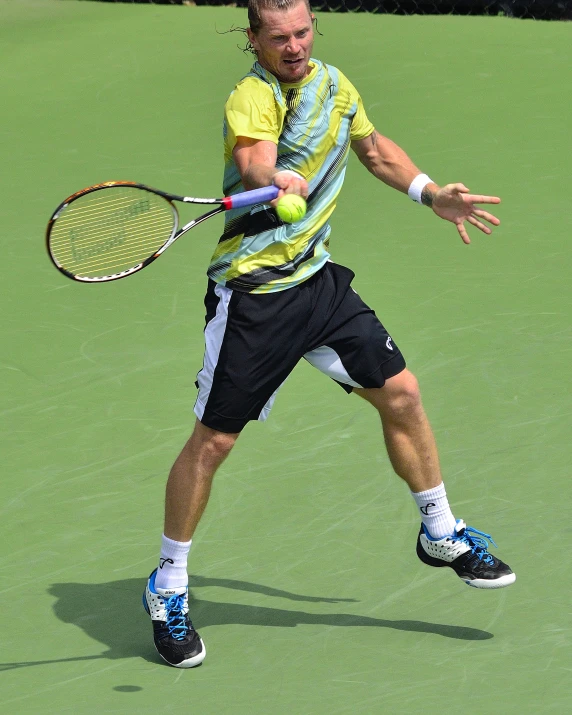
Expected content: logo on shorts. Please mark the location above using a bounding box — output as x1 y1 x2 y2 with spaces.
386 337 394 351
420 502 436 515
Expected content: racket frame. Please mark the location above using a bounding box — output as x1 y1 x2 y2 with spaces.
46 181 278 283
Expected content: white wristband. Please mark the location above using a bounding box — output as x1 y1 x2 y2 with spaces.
273 169 304 184
408 173 433 204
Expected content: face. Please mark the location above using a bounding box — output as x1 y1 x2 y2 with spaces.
248 1 315 83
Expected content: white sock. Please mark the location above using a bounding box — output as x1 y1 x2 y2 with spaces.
154 534 191 592
411 483 456 539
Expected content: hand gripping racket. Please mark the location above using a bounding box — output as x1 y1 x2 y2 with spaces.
46 181 279 283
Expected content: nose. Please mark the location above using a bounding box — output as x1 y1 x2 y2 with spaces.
285 36 301 54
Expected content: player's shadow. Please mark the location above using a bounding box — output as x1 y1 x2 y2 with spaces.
0 575 493 671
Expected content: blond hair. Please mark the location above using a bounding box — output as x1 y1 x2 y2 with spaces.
248 0 312 34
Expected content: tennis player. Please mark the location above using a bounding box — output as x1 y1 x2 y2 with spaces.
143 0 515 668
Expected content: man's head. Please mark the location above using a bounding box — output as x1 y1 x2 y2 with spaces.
247 0 315 84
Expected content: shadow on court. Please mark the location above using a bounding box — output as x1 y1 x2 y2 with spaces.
0 577 493 671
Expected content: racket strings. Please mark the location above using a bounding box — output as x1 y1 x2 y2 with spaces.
49 188 176 278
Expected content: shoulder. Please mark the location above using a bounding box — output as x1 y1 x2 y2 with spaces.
317 61 345 82
224 72 284 143
317 62 361 97
225 75 275 113
332 66 359 94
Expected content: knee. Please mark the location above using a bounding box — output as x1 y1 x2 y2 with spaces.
187 421 239 465
382 370 422 416
203 430 238 461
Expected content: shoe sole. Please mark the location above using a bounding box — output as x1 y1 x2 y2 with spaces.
142 591 207 668
417 542 516 589
463 572 516 589
157 639 206 668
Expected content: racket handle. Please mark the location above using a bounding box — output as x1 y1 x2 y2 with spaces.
223 185 279 210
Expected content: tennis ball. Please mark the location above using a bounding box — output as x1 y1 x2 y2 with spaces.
276 194 307 223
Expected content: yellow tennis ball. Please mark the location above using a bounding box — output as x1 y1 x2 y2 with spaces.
276 194 307 223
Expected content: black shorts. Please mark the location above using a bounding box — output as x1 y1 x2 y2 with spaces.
194 262 406 433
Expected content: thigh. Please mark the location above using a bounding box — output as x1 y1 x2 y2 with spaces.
194 280 311 432
304 263 406 392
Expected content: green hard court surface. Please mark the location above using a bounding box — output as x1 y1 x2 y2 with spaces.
1 1 571 712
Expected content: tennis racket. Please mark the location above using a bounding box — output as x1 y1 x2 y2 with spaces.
46 181 279 283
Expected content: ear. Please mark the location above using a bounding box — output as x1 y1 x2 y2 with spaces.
247 28 258 51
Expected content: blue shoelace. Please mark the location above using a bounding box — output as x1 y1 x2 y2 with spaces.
458 526 498 565
164 594 189 641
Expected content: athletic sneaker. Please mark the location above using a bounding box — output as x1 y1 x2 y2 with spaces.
416 519 516 589
143 569 206 668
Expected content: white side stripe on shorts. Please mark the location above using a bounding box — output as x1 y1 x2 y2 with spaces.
303 345 363 388
194 284 233 422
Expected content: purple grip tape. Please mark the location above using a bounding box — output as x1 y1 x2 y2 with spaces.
227 185 279 209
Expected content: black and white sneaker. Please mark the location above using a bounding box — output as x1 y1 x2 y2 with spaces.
417 519 516 589
142 569 206 667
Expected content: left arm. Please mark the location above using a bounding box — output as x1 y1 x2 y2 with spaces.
351 130 501 245
351 130 433 197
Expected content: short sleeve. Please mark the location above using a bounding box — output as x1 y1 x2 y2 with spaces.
336 70 375 141
350 94 375 141
224 77 281 151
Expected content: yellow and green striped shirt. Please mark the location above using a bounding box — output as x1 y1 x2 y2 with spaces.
208 59 374 293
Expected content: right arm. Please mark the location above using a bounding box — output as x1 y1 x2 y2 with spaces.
232 137 309 202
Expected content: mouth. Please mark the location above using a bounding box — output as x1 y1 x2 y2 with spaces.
283 57 304 68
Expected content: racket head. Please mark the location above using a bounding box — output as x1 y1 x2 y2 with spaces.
46 182 179 283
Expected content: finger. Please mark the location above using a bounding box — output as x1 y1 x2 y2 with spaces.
273 172 307 195
472 209 501 226
272 173 290 189
450 183 470 194
284 180 309 199
283 180 301 195
464 194 501 205
467 215 492 234
456 221 471 245
270 189 287 207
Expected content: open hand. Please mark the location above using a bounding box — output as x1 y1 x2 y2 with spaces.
432 183 501 244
